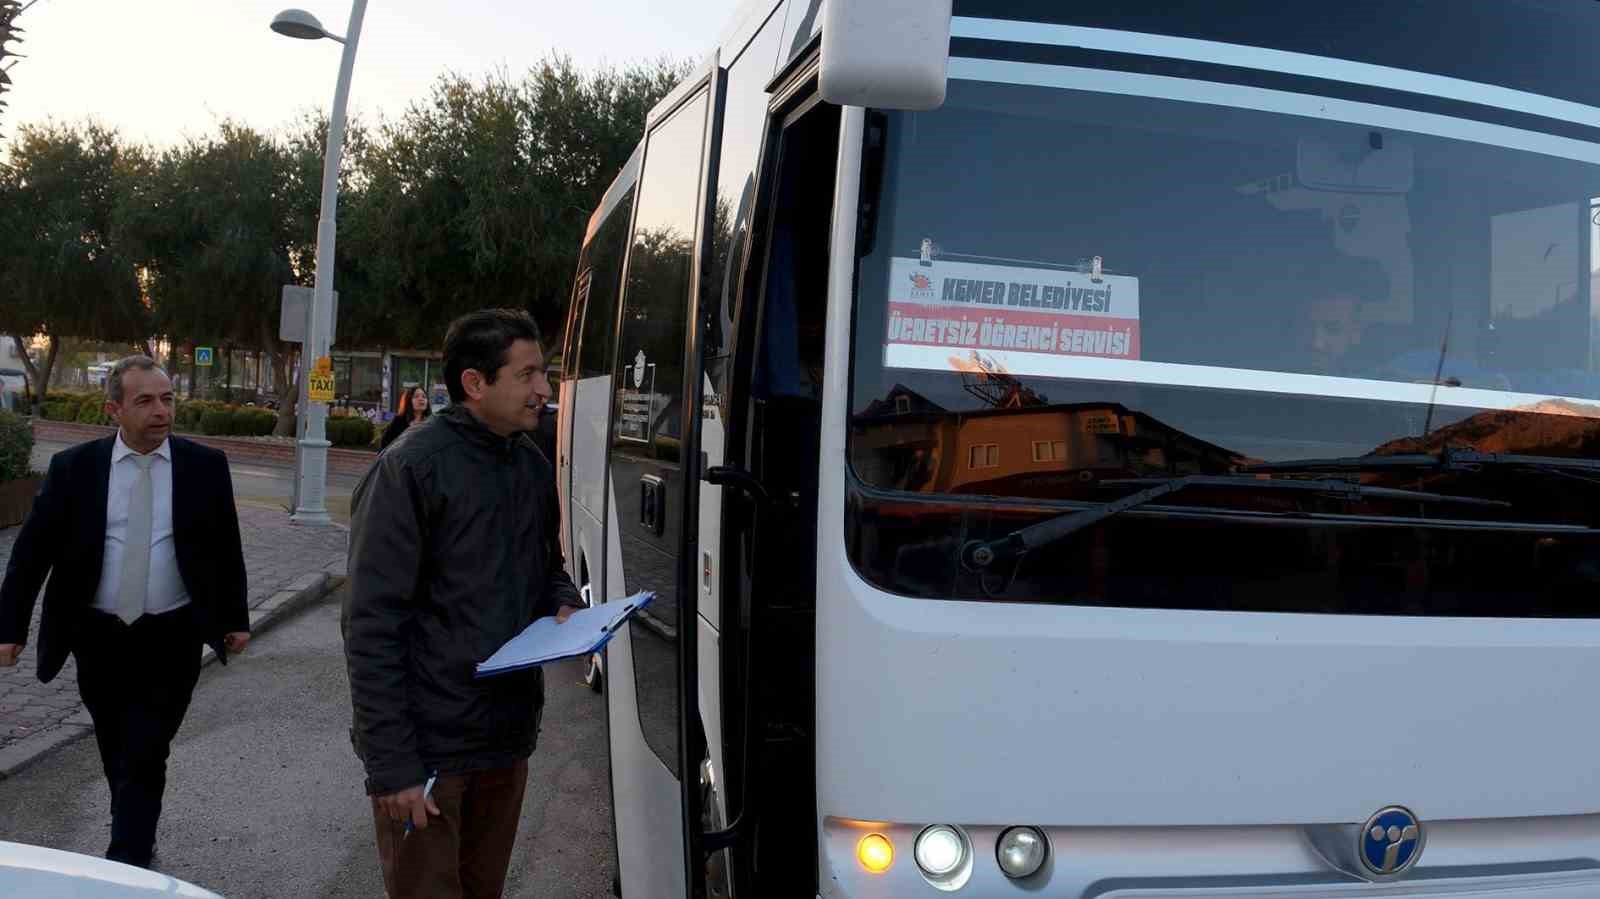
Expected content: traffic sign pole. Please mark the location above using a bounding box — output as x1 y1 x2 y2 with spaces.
290 0 366 527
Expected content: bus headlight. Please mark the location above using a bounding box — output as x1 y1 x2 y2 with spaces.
914 825 968 878
996 826 1048 879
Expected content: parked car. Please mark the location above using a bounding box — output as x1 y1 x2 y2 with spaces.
0 368 24 412
0 840 223 897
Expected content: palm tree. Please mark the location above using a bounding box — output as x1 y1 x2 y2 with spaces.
0 1 25 134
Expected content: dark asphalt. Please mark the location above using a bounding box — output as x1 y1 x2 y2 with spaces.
0 585 616 898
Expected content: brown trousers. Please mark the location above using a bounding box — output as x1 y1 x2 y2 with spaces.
371 760 530 899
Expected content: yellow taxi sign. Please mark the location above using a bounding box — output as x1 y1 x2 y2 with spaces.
307 355 335 403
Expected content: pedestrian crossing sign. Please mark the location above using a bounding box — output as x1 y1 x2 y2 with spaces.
195 347 214 367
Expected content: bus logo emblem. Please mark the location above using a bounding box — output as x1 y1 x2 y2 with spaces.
1358 807 1423 877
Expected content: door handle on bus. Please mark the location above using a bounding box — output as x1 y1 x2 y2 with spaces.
704 465 771 507
640 475 666 535
699 463 769 857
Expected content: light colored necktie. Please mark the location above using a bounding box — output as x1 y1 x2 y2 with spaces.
116 454 156 625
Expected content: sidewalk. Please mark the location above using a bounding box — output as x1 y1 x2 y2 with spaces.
0 504 348 779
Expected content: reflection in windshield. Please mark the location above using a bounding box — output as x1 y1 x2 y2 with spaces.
844 57 1600 616
852 378 1244 500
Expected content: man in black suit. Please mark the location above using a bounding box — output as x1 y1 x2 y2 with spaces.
0 356 251 869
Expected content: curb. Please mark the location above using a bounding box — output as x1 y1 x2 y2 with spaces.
199 571 347 670
0 564 347 782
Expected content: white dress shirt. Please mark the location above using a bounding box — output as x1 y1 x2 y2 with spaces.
93 434 191 616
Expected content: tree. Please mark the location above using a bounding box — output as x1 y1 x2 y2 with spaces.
338 56 692 350
0 122 147 401
270 112 366 432
116 120 340 431
0 1 23 137
516 55 691 337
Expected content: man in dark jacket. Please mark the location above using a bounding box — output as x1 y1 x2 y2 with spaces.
0 356 250 868
343 309 583 899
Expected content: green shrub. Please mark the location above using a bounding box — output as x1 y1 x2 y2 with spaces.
327 416 374 448
0 411 33 482
177 400 226 432
75 401 112 426
200 409 234 436
36 392 106 422
228 409 275 436
252 409 280 436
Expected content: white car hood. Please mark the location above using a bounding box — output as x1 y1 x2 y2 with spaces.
0 841 223 898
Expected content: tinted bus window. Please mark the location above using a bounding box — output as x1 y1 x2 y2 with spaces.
577 186 635 379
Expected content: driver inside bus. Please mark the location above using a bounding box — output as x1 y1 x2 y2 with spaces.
1286 274 1511 390
1279 263 1397 379
1298 287 1365 376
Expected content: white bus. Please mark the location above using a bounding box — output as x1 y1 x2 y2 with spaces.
555 1 1600 895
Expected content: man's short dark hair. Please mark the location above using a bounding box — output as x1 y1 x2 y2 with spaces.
442 309 543 403
107 356 167 403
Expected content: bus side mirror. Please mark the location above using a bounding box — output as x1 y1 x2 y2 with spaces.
819 0 951 110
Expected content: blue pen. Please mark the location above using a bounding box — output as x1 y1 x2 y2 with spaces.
403 773 438 838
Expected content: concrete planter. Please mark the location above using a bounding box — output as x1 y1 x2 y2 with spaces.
0 477 41 528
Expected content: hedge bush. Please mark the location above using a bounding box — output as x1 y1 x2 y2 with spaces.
75 400 113 426
0 411 33 482
175 402 202 431
35 393 104 425
238 409 278 436
41 400 78 421
176 400 230 432
326 416 374 448
199 409 234 436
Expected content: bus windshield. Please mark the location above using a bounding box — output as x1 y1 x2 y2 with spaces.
845 20 1600 615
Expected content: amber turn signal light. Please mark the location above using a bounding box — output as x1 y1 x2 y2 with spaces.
857 833 894 873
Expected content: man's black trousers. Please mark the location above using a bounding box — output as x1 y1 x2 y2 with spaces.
72 605 201 869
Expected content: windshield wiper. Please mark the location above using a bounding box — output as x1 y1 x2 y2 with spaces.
959 473 1510 571
1243 447 1600 484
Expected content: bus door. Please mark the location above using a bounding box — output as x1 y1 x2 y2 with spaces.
706 64 842 896
604 59 723 899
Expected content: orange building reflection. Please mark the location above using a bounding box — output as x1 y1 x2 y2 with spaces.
853 384 1243 500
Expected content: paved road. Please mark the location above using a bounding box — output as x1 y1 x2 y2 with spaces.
31 439 362 522
0 586 616 899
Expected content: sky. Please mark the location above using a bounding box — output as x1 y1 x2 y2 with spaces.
2 0 743 148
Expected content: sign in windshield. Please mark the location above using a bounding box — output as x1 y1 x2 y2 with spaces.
885 256 1140 365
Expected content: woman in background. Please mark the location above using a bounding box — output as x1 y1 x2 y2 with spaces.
380 385 431 450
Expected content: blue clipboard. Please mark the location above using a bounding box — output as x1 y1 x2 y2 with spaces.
475 591 656 678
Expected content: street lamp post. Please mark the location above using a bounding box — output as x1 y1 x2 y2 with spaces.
271 3 367 526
